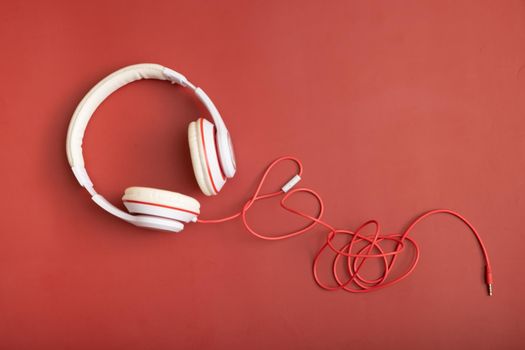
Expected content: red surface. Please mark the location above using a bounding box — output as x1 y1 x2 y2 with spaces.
0 1 524 349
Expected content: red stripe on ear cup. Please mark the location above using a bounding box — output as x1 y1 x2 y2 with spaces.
123 200 199 215
200 118 220 194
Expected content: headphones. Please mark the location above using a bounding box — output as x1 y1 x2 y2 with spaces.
66 63 495 295
66 63 236 232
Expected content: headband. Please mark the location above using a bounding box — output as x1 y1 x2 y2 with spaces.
66 63 229 224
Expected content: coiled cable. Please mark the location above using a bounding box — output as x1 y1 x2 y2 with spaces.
198 156 493 295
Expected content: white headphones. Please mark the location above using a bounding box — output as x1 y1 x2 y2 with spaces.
66 63 236 232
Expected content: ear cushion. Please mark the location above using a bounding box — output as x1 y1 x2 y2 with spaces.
188 118 226 196
188 120 213 196
122 187 200 223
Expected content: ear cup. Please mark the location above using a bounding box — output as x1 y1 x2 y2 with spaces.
122 187 200 223
188 118 226 196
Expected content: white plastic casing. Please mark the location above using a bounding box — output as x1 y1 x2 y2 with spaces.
92 194 184 232
162 67 190 87
201 118 226 194
71 166 94 192
132 215 184 232
195 88 236 178
282 175 302 193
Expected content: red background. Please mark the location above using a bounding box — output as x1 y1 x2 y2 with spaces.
1 1 524 349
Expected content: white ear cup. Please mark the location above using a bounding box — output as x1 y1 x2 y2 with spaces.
216 129 236 178
188 118 226 196
122 187 200 223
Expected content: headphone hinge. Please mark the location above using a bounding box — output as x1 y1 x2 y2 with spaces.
71 166 96 195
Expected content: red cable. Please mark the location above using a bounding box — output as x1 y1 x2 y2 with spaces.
198 157 494 296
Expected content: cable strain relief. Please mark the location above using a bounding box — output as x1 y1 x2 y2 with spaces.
485 265 493 284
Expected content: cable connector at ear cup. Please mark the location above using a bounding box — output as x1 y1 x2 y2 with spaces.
282 175 301 193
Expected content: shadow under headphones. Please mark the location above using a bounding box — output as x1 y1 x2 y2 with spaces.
66 63 236 232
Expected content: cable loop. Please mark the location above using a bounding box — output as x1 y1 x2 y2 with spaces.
198 157 493 295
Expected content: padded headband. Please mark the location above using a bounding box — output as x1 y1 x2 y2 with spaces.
65 63 231 229
66 63 228 192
